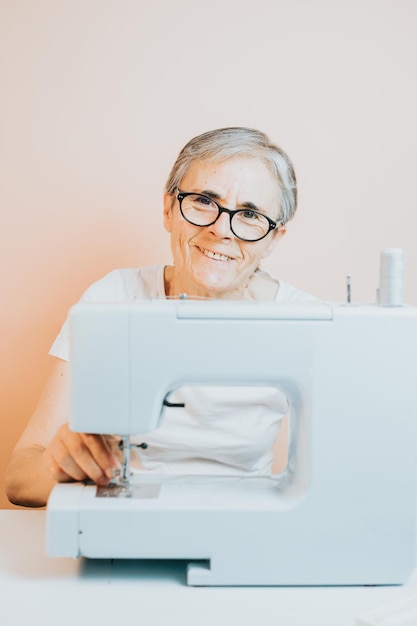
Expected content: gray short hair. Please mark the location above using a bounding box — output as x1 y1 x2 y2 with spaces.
165 127 297 224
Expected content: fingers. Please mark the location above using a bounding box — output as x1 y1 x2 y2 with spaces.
44 424 120 485
80 432 117 481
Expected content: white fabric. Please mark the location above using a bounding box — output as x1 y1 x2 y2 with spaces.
49 265 318 476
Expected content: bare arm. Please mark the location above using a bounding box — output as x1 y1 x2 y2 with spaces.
5 358 120 508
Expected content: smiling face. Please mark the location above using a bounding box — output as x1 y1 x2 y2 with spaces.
163 155 286 299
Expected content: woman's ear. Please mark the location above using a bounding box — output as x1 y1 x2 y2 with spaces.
261 225 287 259
163 193 174 233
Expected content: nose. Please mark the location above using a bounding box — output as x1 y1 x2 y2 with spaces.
208 210 233 239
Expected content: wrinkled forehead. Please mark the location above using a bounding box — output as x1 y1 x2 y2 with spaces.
178 155 283 217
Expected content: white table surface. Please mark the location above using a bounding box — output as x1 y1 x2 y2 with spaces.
0 510 415 626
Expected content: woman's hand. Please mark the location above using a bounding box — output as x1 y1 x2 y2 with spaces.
42 423 120 486
6 359 123 507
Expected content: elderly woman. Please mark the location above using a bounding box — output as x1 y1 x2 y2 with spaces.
6 127 316 507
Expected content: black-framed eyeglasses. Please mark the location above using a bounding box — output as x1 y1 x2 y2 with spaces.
175 190 280 242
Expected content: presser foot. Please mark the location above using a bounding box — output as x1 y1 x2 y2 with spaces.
97 434 134 497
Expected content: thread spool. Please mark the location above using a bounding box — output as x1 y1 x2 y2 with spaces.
378 248 405 307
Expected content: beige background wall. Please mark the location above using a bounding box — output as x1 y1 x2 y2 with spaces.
1 0 416 509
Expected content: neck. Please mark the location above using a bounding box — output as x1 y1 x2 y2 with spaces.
163 266 278 301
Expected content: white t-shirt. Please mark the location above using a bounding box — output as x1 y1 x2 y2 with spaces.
50 265 318 477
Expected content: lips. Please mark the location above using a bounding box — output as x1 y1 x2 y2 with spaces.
198 246 233 262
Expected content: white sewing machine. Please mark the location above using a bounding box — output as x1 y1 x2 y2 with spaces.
46 265 417 586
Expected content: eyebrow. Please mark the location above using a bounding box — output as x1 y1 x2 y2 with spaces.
199 189 261 213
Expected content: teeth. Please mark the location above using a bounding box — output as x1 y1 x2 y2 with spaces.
201 248 231 262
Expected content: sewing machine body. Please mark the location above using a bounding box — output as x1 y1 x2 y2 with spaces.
47 300 417 586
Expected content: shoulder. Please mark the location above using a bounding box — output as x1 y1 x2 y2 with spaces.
254 268 320 303
79 265 165 302
276 279 320 303
49 266 165 362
